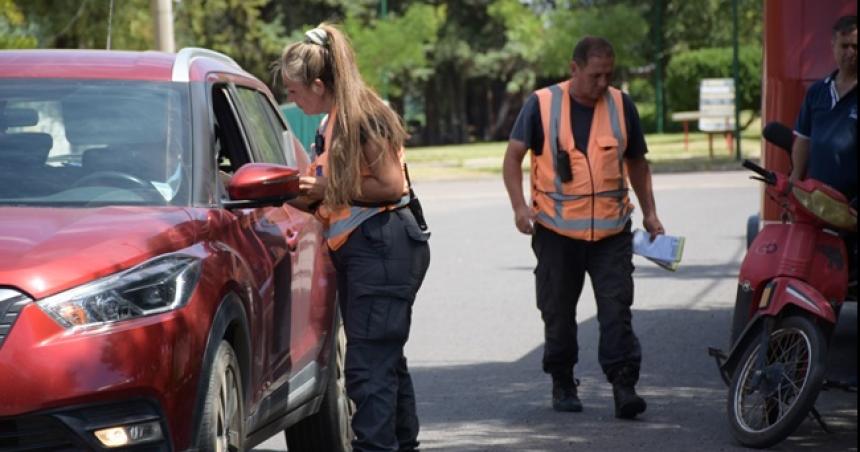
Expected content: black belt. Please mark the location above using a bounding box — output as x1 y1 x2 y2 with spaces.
349 198 404 208
308 198 403 214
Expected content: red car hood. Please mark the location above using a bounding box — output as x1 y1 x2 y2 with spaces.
0 206 204 299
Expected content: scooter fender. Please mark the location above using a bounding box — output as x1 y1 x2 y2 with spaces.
760 277 837 324
719 278 835 379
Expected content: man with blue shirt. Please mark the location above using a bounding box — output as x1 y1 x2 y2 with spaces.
791 15 857 288
790 15 857 203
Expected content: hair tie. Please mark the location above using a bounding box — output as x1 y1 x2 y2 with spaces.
304 28 328 46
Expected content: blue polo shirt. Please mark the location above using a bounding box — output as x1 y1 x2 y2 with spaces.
794 70 858 202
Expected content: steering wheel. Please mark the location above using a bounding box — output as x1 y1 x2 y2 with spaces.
73 170 151 190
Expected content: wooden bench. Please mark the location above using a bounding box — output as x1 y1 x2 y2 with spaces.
670 110 734 158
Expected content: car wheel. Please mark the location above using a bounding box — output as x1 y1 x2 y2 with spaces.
198 341 244 452
285 320 353 452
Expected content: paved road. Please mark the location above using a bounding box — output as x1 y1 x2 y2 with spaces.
255 171 857 451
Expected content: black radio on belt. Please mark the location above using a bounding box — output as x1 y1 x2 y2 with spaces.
556 149 573 183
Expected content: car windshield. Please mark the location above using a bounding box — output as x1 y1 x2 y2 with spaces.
0 79 191 207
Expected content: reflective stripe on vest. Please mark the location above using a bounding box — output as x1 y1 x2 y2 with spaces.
532 81 633 241
309 110 409 250
322 193 410 246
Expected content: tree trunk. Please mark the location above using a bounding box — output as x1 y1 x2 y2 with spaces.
487 89 526 141
423 61 467 145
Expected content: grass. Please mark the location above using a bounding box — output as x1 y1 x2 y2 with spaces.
407 116 763 181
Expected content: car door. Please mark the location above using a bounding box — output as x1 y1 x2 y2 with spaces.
230 85 324 387
209 82 292 413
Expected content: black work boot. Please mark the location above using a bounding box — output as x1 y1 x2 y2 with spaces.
609 366 645 419
612 383 646 419
551 373 583 412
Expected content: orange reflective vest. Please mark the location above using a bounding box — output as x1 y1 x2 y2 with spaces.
308 110 409 250
531 81 633 241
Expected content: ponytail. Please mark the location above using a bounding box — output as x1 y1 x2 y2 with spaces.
279 23 407 207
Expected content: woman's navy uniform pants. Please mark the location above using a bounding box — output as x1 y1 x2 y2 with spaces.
332 208 430 452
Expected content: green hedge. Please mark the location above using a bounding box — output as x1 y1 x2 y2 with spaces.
635 102 657 134
665 45 762 117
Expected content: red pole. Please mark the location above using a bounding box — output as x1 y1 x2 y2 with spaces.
683 121 689 151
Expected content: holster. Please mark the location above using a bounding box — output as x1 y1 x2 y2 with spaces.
403 163 429 231
407 188 429 231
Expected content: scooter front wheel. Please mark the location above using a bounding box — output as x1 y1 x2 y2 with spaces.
727 315 828 448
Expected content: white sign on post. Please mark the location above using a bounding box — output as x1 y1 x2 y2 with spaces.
698 78 735 132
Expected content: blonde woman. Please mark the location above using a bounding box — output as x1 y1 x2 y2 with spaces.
279 23 430 452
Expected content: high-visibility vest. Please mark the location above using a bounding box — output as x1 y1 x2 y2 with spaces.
532 81 633 241
308 110 409 250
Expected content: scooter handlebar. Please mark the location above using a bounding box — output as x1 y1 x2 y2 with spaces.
742 159 777 185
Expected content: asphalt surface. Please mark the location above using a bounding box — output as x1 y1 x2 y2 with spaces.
255 170 857 451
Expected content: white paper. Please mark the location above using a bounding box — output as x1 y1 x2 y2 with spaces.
632 229 685 271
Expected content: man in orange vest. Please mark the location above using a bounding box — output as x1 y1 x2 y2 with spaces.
503 36 664 419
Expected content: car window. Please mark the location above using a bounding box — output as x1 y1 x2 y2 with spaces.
258 93 301 168
211 85 253 199
233 87 286 166
0 80 191 207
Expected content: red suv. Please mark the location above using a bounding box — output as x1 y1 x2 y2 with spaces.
0 49 351 451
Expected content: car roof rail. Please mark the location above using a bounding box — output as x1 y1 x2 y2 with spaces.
172 47 244 82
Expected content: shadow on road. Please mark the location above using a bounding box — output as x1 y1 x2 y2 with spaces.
633 262 741 280
411 306 857 451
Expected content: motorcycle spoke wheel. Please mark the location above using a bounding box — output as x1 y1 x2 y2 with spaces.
737 326 811 431
728 315 828 448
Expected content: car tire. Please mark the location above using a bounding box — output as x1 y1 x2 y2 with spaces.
198 341 245 452
285 321 353 452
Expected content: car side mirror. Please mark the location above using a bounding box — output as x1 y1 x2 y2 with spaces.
223 163 300 209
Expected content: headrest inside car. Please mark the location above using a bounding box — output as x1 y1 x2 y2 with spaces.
0 132 53 166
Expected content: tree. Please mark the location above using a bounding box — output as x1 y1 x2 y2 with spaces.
343 3 442 99
174 0 286 87
0 0 37 49
470 0 544 140
541 4 649 79
421 0 498 144
5 0 764 142
639 0 762 130
11 0 152 50
662 0 761 51
665 45 761 128
458 0 648 141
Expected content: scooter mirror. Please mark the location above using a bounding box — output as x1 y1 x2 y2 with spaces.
763 122 794 154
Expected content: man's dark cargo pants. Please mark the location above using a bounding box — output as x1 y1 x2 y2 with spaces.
332 209 430 452
531 222 642 382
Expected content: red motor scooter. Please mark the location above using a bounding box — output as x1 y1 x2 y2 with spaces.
709 122 857 448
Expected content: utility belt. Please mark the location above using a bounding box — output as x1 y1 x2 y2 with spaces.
310 125 428 232
313 164 429 232
351 193 428 232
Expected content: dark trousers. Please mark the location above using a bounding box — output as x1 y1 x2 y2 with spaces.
332 209 430 452
531 222 642 383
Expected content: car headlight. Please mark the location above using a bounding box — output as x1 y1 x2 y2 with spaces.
39 255 202 329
